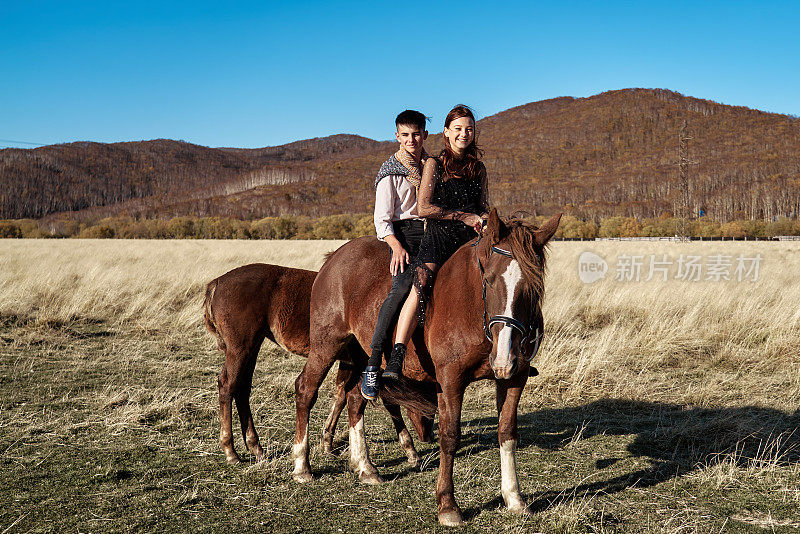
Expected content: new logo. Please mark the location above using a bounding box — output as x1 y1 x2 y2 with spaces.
578 251 608 284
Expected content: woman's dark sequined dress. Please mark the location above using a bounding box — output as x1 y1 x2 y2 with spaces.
415 162 484 266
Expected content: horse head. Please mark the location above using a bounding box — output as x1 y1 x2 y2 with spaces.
476 209 561 379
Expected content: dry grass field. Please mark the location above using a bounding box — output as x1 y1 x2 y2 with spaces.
1 238 799 533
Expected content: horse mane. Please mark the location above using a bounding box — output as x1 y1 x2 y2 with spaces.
502 217 548 301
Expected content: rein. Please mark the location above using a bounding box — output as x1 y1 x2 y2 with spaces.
473 239 543 362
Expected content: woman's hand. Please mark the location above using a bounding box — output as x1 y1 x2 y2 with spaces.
463 213 484 234
480 213 489 234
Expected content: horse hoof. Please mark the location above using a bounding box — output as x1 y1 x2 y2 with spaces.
438 510 465 527
292 471 313 483
358 471 384 485
225 454 242 464
251 447 265 462
508 503 533 516
405 453 421 468
321 440 339 456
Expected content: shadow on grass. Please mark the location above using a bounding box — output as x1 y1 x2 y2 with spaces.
460 399 800 516
220 391 799 517
0 314 114 339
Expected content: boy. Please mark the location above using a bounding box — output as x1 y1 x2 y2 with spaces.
361 110 428 400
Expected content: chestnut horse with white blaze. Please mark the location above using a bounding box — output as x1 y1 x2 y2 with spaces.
292 210 560 526
203 263 432 465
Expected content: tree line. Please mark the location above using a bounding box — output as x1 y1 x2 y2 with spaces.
2 214 798 240
2 89 798 226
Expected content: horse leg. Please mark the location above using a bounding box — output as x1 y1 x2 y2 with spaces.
234 349 265 461
218 365 240 463
384 402 421 467
220 343 263 464
436 380 466 527
292 349 339 483
345 385 383 484
321 362 353 455
496 372 532 516
406 410 435 443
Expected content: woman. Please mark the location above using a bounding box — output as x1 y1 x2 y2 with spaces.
383 105 489 380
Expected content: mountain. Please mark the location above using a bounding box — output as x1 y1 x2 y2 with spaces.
2 89 798 223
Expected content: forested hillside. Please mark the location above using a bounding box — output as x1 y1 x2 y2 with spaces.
2 89 798 224
0 135 389 220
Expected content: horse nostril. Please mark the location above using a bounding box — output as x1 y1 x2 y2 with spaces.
493 363 517 380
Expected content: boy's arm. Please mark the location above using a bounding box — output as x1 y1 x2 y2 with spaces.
374 177 410 275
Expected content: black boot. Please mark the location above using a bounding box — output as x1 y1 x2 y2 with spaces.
383 343 406 380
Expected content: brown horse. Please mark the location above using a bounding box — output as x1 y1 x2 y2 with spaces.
203 263 432 465
292 210 560 526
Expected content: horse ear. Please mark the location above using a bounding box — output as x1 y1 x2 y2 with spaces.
486 208 502 244
534 213 562 246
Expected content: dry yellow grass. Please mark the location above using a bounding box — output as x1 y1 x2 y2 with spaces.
534 240 800 409
1 238 798 409
0 239 345 332
1 238 799 532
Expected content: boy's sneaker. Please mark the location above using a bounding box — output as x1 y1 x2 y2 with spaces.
383 343 406 380
361 366 380 400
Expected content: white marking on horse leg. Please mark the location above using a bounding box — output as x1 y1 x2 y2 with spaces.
398 428 421 467
323 398 339 434
348 418 366 470
494 260 522 377
321 398 341 453
246 426 265 461
500 439 528 513
348 417 382 484
291 422 312 482
220 425 239 463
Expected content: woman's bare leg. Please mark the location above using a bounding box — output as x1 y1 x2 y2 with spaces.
384 262 439 380
393 262 438 346
393 285 421 346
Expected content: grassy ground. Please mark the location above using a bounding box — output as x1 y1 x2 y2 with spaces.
1 239 799 533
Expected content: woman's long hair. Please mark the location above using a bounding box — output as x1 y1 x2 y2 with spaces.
439 105 483 179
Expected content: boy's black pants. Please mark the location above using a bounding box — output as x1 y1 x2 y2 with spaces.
368 219 424 359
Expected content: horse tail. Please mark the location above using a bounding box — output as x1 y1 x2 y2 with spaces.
203 279 226 352
379 378 438 418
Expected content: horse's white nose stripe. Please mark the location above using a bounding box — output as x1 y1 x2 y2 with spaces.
497 326 513 362
495 260 522 367
501 260 522 316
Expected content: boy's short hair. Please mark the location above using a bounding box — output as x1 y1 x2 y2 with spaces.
395 110 427 131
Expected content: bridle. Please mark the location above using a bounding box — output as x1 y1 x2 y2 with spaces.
474 241 544 363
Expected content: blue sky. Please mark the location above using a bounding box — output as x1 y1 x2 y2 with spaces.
2 1 798 148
